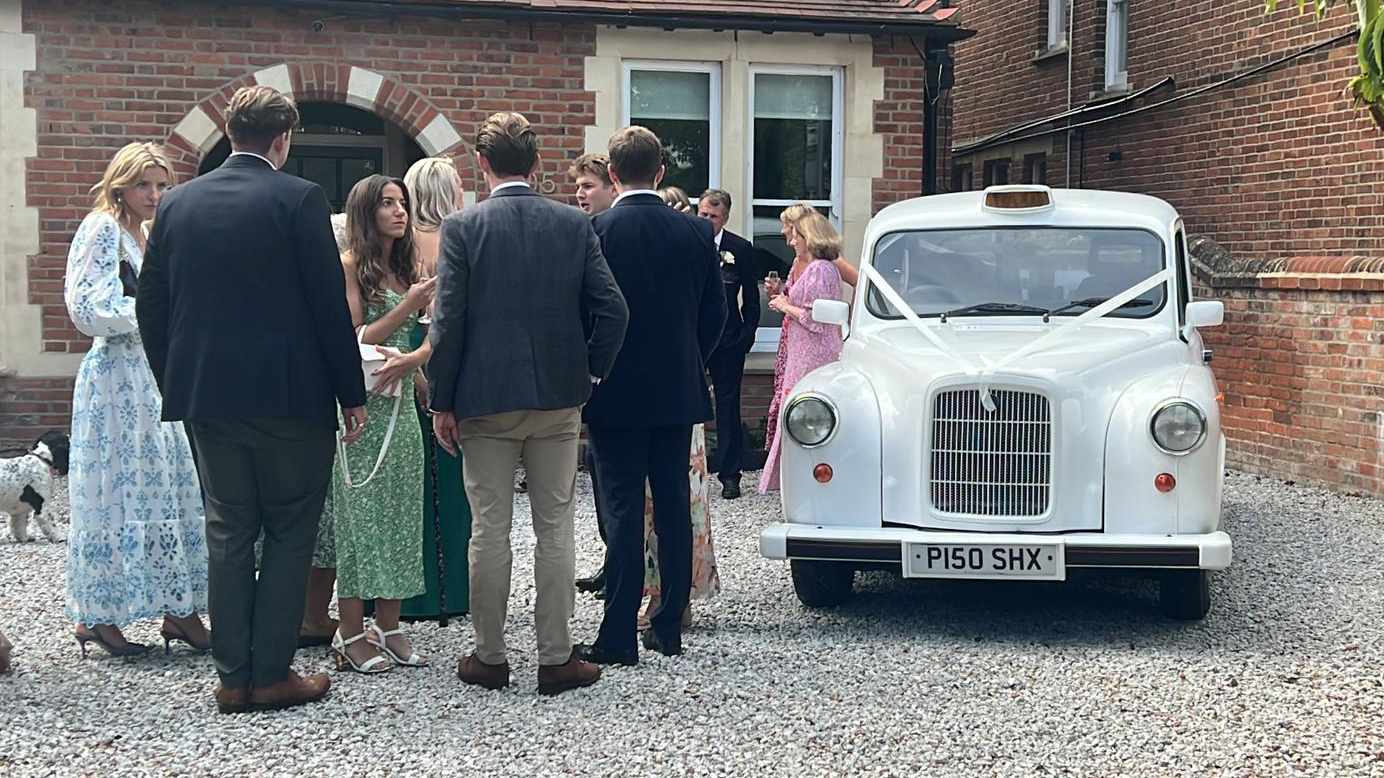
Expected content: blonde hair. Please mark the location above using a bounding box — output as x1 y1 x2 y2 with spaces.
657 186 691 210
90 142 174 225
781 204 842 261
404 157 463 231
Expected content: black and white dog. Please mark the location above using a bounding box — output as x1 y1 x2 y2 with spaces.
1 431 70 542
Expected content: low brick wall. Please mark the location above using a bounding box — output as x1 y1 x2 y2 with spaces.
0 374 75 451
1193 238 1384 496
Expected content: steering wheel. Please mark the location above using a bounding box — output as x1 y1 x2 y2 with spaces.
903 284 963 305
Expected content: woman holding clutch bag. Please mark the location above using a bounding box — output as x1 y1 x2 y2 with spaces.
330 175 432 674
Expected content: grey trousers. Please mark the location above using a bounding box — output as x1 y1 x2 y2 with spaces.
187 418 335 688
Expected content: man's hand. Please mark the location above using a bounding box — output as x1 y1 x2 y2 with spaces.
432 410 460 457
342 406 368 444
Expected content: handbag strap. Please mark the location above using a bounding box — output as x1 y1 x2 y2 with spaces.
337 389 403 488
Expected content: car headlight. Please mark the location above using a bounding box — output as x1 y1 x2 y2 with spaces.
1150 400 1207 455
785 395 837 447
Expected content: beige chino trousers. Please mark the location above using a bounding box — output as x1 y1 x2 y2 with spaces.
457 407 581 666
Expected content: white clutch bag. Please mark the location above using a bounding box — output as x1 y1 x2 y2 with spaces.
359 342 403 397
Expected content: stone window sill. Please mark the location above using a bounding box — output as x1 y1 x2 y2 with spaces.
1033 43 1069 64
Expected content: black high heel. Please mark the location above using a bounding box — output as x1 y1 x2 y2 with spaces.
160 621 211 653
76 626 149 658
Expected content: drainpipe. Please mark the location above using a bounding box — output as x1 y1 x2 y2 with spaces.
1064 0 1074 186
921 43 954 195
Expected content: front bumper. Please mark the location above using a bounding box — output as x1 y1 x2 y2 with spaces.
760 524 1232 570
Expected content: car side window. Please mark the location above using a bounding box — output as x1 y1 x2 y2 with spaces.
1174 229 1191 326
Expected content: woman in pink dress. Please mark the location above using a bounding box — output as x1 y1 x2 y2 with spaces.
759 207 845 493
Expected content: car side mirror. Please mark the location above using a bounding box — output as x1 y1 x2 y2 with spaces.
814 299 850 326
1182 300 1223 339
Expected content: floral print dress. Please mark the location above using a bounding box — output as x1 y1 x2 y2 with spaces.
641 424 719 600
330 289 426 601
759 259 844 493
63 212 208 627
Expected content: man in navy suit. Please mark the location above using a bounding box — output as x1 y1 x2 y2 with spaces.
696 188 760 499
578 127 725 664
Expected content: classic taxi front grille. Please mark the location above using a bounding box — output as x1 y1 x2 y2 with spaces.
929 388 1052 517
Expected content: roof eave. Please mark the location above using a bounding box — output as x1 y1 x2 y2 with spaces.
256 0 976 43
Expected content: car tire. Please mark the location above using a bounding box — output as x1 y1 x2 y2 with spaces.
1158 570 1210 620
790 560 855 607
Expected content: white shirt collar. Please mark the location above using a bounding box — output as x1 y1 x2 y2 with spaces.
714 230 723 248
229 150 276 169
613 189 659 205
491 181 531 194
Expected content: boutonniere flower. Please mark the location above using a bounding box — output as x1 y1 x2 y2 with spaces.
720 250 735 266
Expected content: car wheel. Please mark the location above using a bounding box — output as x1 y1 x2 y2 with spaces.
1158 570 1210 620
790 560 855 607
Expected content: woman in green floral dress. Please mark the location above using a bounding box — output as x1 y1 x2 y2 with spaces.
331 175 433 674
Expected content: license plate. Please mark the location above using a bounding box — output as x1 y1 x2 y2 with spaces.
903 543 1065 581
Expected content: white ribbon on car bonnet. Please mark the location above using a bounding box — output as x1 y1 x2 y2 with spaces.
863 263 1174 412
861 261 992 375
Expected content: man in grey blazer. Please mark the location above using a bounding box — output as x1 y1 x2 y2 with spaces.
429 112 628 696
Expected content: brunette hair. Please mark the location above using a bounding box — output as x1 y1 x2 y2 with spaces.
476 112 539 178
607 126 662 185
224 85 299 153
344 175 419 305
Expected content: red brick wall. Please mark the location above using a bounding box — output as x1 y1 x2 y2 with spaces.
873 36 927 210
950 1 1384 259
2 1 932 449
1193 256 1384 496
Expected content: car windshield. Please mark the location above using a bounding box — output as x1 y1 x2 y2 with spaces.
866 227 1167 320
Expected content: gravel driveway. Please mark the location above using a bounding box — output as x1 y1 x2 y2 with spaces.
1 471 1381 778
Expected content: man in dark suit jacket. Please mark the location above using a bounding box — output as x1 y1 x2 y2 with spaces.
696 188 760 499
578 127 725 664
137 86 366 714
429 112 627 696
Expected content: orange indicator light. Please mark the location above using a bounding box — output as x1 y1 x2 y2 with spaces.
1154 473 1176 493
813 464 834 483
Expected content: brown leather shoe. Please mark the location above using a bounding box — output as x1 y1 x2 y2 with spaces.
215 682 249 715
456 652 510 690
537 652 601 696
248 671 330 712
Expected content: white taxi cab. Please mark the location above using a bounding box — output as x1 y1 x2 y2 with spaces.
759 185 1231 619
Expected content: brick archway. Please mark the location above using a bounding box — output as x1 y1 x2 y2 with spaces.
164 62 469 182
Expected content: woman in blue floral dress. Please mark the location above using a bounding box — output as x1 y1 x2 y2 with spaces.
63 142 209 657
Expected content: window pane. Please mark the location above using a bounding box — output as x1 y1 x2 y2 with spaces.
630 69 712 197
866 227 1166 320
630 70 710 120
754 74 833 120
753 118 832 200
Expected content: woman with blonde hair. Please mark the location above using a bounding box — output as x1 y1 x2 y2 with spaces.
399 156 470 624
64 141 210 656
759 206 846 492
404 156 465 276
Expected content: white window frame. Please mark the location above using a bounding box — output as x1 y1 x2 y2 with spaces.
1047 0 1068 49
1104 0 1129 90
746 64 845 353
620 60 722 196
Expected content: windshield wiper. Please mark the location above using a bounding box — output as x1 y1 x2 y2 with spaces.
1044 297 1154 320
939 302 1050 323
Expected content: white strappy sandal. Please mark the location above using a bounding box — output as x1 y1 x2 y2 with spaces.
366 623 429 668
332 630 392 674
